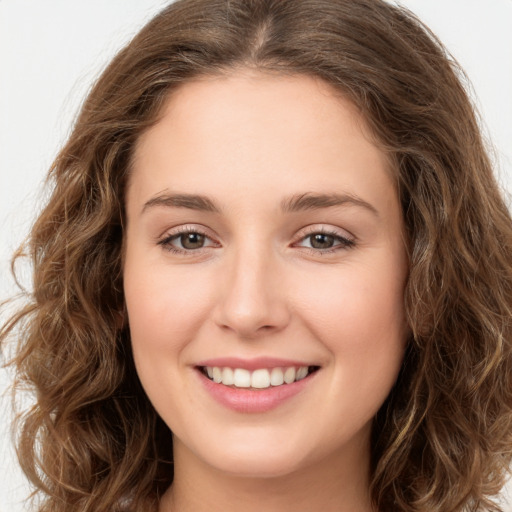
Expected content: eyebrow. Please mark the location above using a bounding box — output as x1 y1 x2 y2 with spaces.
280 192 379 216
142 193 221 214
141 191 378 217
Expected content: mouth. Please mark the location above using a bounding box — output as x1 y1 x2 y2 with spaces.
197 365 321 390
195 360 321 413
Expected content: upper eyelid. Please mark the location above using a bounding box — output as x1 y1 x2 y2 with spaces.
293 224 355 242
157 223 355 246
158 223 216 240
159 223 355 238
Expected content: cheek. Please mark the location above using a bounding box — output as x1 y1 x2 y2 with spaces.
297 261 407 424
123 257 219 415
124 257 215 356
297 260 406 344
294 257 407 404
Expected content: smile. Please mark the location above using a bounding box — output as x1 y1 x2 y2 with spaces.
200 365 319 389
196 362 321 413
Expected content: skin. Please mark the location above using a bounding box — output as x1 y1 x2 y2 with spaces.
123 71 409 512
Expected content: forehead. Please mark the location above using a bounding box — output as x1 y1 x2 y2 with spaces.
132 71 386 160
128 71 395 215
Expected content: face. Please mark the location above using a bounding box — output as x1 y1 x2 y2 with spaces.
124 72 408 479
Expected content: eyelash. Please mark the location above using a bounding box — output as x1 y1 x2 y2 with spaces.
158 226 216 254
157 226 355 255
293 227 355 255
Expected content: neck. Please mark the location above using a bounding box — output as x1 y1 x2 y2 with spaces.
159 435 375 512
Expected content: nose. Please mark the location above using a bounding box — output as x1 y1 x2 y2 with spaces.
213 248 291 339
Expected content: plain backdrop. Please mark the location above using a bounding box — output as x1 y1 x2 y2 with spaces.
1 1 511 511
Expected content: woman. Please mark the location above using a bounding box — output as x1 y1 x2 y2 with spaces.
1 0 511 511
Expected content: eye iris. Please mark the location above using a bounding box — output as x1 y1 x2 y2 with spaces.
310 233 335 249
181 232 205 249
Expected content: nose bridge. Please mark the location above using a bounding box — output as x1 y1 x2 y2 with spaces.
215 237 289 338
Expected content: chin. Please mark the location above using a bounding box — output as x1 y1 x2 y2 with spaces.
209 452 307 479
187 432 313 479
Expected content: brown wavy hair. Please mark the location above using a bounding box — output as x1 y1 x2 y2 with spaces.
2 0 512 511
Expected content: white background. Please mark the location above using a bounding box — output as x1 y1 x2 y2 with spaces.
1 1 511 511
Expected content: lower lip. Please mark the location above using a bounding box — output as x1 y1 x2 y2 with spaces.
196 369 318 413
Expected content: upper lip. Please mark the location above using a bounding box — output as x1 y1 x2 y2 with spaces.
195 357 319 371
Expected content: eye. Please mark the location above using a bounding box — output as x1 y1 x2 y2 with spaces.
158 227 219 253
295 228 355 253
176 232 207 250
307 233 338 250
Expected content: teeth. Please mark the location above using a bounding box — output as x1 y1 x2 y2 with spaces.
251 369 270 389
203 365 314 388
221 367 234 385
212 367 222 383
296 366 308 380
284 367 296 384
233 368 251 388
270 367 284 386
